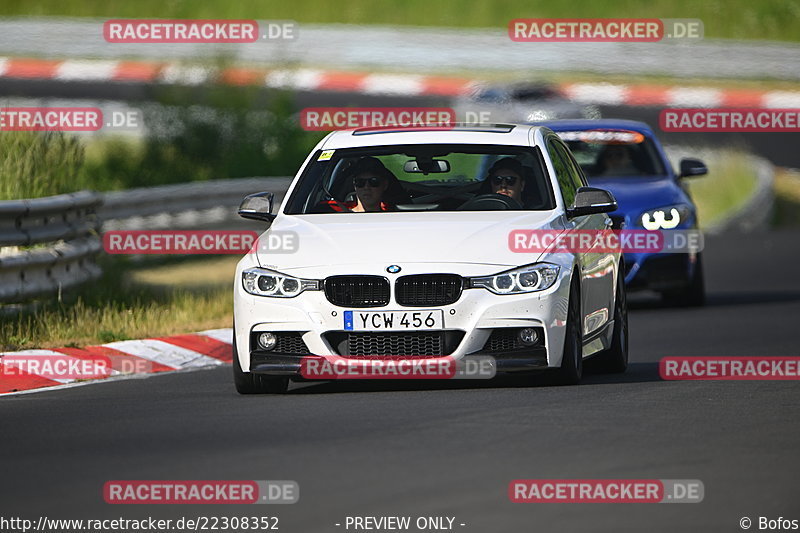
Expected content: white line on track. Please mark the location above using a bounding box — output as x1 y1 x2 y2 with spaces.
198 329 234 344
101 339 225 369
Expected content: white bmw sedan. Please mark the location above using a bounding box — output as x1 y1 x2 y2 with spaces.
233 124 627 394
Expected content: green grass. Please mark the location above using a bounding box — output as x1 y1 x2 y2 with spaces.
0 131 86 200
2 0 798 42
670 148 759 227
0 256 237 351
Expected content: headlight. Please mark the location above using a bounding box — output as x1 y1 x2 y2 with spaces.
242 267 320 298
468 263 560 295
640 204 692 230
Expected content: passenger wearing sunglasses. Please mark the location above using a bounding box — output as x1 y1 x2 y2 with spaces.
486 157 527 204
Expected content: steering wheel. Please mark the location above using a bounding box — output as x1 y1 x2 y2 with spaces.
457 193 523 211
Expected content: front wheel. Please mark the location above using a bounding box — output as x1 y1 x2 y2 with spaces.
232 332 290 394
662 253 705 307
589 271 628 373
553 279 583 385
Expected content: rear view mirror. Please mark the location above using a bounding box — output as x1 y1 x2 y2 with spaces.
567 187 617 218
238 192 276 223
679 158 708 178
404 159 450 174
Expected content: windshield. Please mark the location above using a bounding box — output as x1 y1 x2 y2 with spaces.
284 144 555 214
556 130 667 178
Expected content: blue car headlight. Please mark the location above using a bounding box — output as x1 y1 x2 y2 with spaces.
242 267 320 298
640 204 693 230
468 263 560 295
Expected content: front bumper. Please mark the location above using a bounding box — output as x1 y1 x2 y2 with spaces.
624 251 697 291
234 262 573 377
248 350 549 376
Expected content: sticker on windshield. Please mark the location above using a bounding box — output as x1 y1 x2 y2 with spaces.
557 130 645 144
318 150 335 161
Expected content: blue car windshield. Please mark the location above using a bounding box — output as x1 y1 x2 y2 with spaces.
557 130 667 178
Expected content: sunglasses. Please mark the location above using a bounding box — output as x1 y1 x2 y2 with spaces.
353 176 384 188
490 175 518 186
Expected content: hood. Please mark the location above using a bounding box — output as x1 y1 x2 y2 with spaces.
586 176 688 217
254 211 562 275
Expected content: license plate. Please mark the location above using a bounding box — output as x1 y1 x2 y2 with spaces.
344 310 444 331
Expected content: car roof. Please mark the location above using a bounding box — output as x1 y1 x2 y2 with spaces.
318 124 549 150
532 119 655 136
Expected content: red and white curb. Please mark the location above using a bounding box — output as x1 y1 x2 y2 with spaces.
0 328 233 396
560 83 800 109
0 57 471 97
2 56 800 108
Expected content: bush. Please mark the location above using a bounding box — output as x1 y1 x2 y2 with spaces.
81 85 324 189
2 84 324 199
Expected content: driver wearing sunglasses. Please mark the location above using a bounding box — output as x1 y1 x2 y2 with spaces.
487 157 526 204
350 173 390 212
333 156 396 212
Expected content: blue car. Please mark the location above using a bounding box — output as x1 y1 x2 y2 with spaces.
536 119 707 306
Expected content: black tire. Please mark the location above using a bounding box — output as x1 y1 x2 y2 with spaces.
662 253 705 307
232 333 289 394
589 271 628 373
553 278 583 385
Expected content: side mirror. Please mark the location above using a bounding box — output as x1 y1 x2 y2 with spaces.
679 158 707 178
238 192 276 223
567 186 617 218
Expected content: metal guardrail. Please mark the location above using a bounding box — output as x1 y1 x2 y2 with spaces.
0 178 291 304
99 177 292 231
0 191 102 303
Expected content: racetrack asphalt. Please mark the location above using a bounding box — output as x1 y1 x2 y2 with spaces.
2 229 798 532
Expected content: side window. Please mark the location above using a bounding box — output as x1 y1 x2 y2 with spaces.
547 138 578 207
559 140 588 189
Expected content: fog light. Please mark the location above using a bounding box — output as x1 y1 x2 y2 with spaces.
518 328 539 346
258 332 277 351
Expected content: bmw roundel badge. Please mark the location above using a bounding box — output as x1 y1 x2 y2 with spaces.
386 265 401 273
